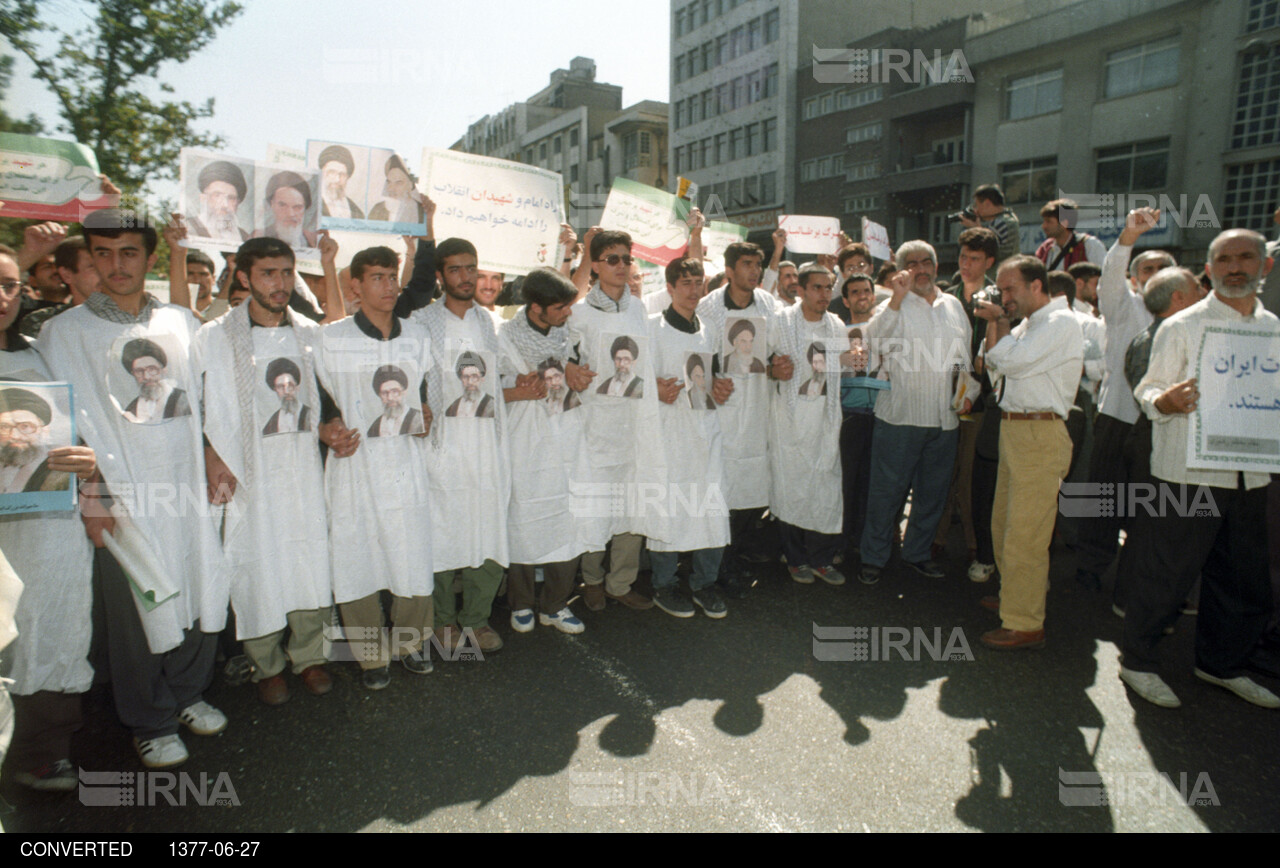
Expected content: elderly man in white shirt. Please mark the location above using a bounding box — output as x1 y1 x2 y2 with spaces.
858 240 976 585
973 256 1082 650
1118 228 1279 710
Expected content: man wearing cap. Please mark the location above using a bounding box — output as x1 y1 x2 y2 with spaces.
317 145 364 220
445 351 496 417
262 357 313 435
121 337 191 423
254 172 319 249
187 160 250 243
0 387 71 494
367 364 423 437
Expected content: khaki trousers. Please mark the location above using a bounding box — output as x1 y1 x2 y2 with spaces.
339 593 434 671
992 418 1072 632
581 533 643 596
242 607 330 681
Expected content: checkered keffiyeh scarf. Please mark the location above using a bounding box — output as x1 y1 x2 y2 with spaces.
586 283 630 314
501 308 570 375
84 291 162 324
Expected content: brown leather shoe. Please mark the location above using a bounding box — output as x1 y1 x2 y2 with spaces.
298 665 332 696
470 624 504 654
606 590 654 610
256 674 289 706
981 628 1045 650
582 583 606 612
434 625 461 656
979 595 1000 613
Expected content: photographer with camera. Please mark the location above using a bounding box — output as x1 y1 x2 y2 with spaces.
958 184 1021 279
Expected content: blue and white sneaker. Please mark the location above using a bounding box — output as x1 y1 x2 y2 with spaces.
539 607 585 635
510 608 536 633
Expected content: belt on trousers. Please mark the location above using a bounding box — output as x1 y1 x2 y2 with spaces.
1001 411 1061 421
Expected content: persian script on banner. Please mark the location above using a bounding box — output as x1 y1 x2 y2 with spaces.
861 217 892 262
1189 321 1280 473
600 177 692 266
778 214 842 256
0 133 115 221
421 148 565 277
308 140 427 237
701 221 748 270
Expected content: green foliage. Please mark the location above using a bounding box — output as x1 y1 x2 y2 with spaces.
0 54 43 134
0 0 243 199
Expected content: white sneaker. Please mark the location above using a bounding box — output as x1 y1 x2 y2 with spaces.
967 561 996 583
1120 667 1182 708
134 734 189 769
539 607 585 635
177 701 227 736
510 608 535 633
1194 668 1280 708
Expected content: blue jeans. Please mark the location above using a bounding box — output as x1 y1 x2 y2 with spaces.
859 420 958 569
650 548 725 592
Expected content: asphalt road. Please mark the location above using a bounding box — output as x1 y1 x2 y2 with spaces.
4 530 1278 833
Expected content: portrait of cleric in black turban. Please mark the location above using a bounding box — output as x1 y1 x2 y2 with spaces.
0 384 74 497
114 336 192 424
445 351 496 419
261 357 313 436
368 364 425 436
595 334 645 399
252 170 321 251
310 142 368 220
184 156 254 245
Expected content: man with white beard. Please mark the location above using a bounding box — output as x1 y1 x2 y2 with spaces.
186 160 249 244
255 171 319 250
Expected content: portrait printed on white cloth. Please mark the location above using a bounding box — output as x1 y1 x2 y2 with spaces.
799 340 829 400
594 333 647 400
722 316 767 377
257 356 316 437
180 151 255 251
0 380 76 513
444 349 497 419
682 351 716 411
108 334 194 425
536 356 581 416
365 363 427 437
251 165 322 260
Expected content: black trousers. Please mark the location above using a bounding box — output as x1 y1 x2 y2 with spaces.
839 411 876 547
1074 413 1133 578
1120 479 1272 677
721 507 768 577
1112 416 1153 609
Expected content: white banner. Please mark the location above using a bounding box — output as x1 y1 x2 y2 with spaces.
778 214 841 256
421 148 564 276
1189 321 1280 473
861 217 892 261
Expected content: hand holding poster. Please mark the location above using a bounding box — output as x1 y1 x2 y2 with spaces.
600 177 692 266
777 215 842 256
861 217 892 262
0 133 116 221
421 148 565 276
1189 322 1280 473
308 140 427 236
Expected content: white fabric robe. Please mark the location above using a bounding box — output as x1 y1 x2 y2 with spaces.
40 304 229 654
645 313 730 553
498 320 603 565
316 316 435 601
568 295 668 543
695 287 779 510
767 308 845 535
194 320 331 640
0 344 94 694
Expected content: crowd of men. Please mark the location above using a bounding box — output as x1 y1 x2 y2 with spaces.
0 179 1278 793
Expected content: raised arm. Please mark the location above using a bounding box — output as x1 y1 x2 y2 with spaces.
162 215 198 317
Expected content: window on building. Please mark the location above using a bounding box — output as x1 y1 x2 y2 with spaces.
820 92 834 114
748 70 763 103
675 7 686 37
539 142 547 160
932 136 965 164
1230 49 1280 150
703 89 715 119
1001 156 1057 204
715 133 727 164
764 63 779 99
743 174 759 205
734 75 748 108
839 86 883 110
745 123 760 156
570 129 579 148
1096 139 1170 192
846 121 883 144
674 55 686 84
1247 0 1280 31
731 25 745 59
728 178 743 207
525 148 534 163
803 97 819 120
1105 36 1180 99
760 171 776 204
843 195 881 213
702 41 715 73
748 17 761 52
1223 158 1280 230
554 136 562 155
570 165 579 183
674 101 685 129
762 117 777 151
845 160 881 181
1006 68 1063 120
729 128 741 161
690 96 702 124
764 7 780 43
716 34 728 67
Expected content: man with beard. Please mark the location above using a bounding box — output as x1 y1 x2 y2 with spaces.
445 351 496 417
724 319 767 375
187 160 250 243
1119 228 1279 709
799 343 827 398
0 388 70 494
685 353 715 410
540 358 581 414
318 145 364 219
595 335 644 398
121 338 192 423
368 365 423 436
255 172 319 250
262 357 312 435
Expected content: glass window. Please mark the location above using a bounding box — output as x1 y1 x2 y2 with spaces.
846 121 882 144
762 117 777 151
745 123 760 156
744 175 759 205
716 35 728 67
803 97 819 120
1223 158 1280 230
569 129 579 148
1247 0 1280 31
703 89 715 118
734 75 748 107
748 18 761 52
539 142 547 160
760 171 776 204
1230 49 1280 150
717 83 732 114
764 63 779 99
715 133 727 164
1095 139 1170 193
554 136 562 154
1006 68 1063 120
729 128 741 161
728 178 742 207
1000 157 1058 204
1105 37 1179 98
764 8 780 43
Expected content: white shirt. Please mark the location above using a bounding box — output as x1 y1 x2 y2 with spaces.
1136 292 1277 490
986 296 1084 419
1096 242 1155 424
864 290 973 430
1074 308 1106 395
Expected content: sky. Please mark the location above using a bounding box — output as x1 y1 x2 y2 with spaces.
6 0 672 201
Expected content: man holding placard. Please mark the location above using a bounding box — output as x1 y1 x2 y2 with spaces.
1119 228 1279 709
